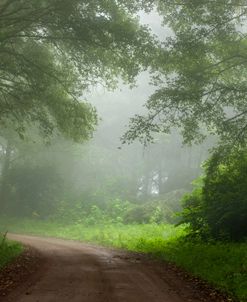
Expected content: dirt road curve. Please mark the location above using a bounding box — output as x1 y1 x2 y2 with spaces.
2 234 221 302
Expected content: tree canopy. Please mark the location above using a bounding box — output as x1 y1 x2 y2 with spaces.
0 0 156 141
124 1 247 149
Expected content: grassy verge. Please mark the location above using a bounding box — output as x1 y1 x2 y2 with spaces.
1 218 247 301
0 233 23 270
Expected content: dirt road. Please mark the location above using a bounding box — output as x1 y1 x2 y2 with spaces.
1 234 224 302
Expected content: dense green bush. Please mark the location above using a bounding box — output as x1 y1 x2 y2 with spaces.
124 190 184 224
53 193 182 225
181 150 247 241
53 198 132 225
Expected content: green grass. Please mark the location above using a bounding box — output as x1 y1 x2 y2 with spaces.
1 218 247 301
0 233 23 270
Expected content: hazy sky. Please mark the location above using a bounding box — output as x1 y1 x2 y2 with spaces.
139 9 171 38
87 10 169 139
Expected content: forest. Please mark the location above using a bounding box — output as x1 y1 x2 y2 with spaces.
0 1 247 302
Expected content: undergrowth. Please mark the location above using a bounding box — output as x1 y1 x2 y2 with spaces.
0 232 23 269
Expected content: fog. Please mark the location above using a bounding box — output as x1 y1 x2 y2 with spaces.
0 8 213 225
1 4 247 301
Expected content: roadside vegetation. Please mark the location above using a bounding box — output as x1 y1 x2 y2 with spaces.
0 233 23 270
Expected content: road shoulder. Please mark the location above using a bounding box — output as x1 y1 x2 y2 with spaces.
0 247 43 298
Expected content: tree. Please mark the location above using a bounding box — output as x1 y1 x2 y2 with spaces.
123 1 247 150
181 149 247 241
3 164 63 217
0 0 157 141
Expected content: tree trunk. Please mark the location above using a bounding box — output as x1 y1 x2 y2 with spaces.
0 141 11 212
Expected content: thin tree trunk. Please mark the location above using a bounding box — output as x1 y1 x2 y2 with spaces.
0 140 11 212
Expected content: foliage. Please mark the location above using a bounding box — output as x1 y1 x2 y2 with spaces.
160 241 247 302
52 197 175 225
3 164 63 217
181 149 247 241
0 233 23 270
124 1 247 148
0 0 157 141
123 190 184 224
0 218 185 247
0 133 184 221
49 186 185 225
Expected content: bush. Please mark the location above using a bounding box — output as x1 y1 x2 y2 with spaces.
181 150 247 241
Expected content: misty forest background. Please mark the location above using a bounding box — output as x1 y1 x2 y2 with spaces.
1 1 247 301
